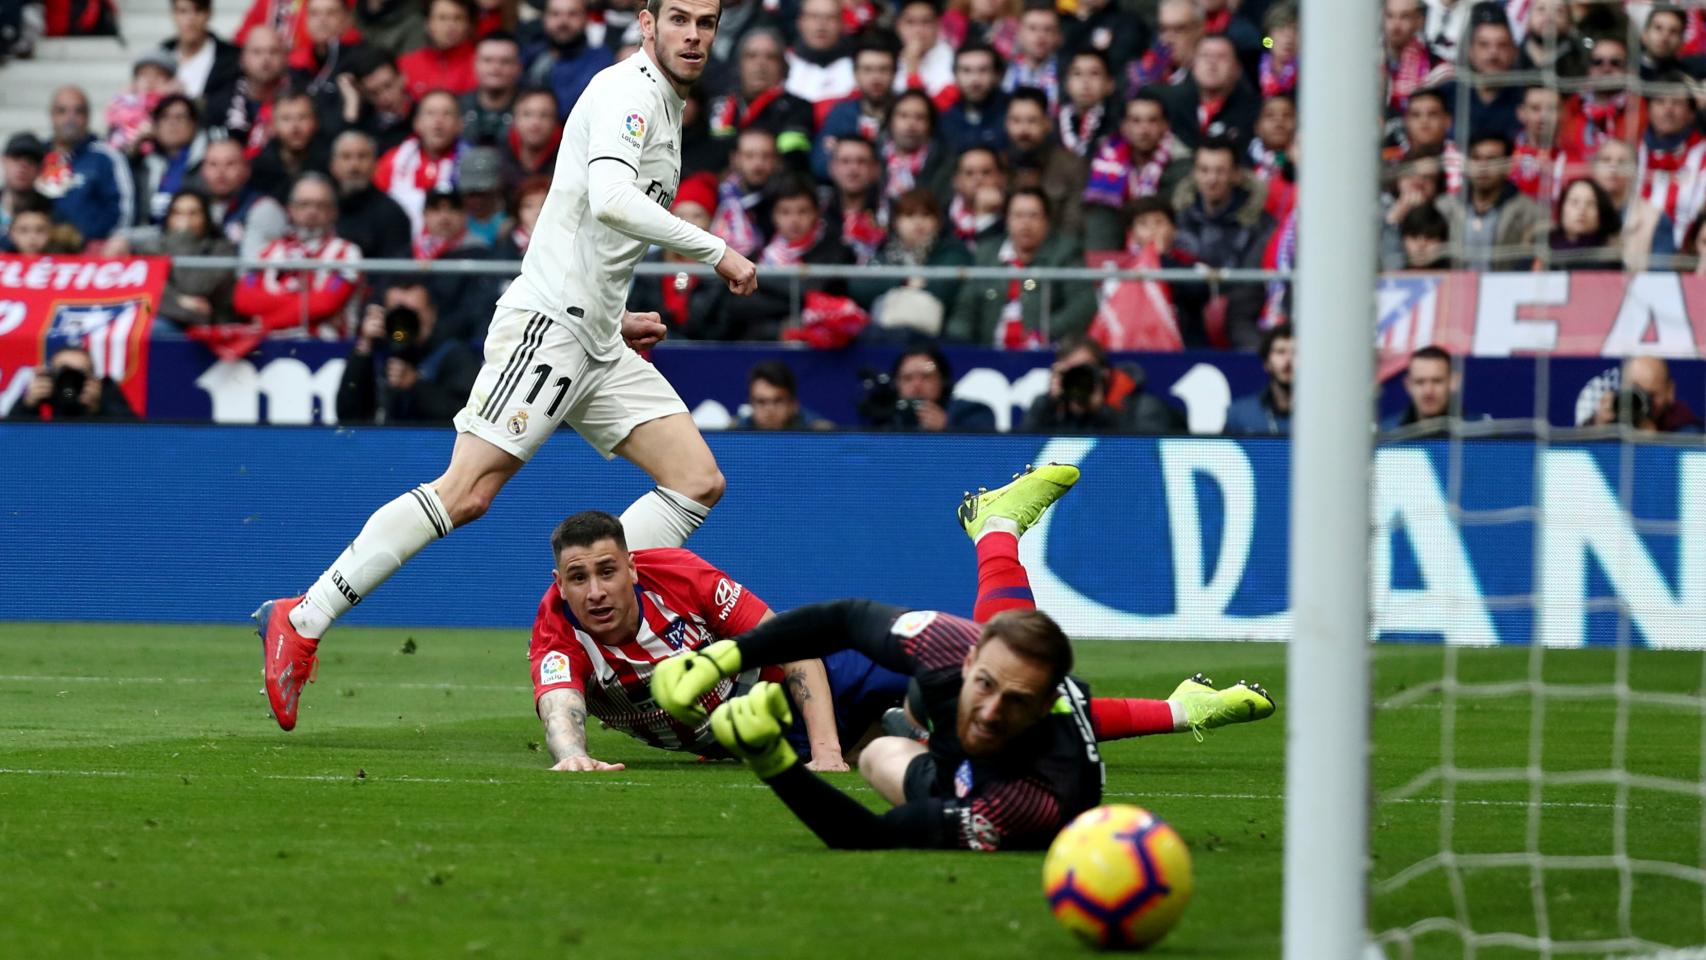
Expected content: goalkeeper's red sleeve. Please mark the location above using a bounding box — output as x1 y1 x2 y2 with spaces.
1089 697 1179 741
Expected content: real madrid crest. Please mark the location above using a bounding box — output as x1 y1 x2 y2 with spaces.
507 409 529 436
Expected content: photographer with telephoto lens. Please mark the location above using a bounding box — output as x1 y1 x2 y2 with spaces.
335 277 481 424
1591 355 1703 434
857 343 996 431
1020 333 1184 434
6 346 137 421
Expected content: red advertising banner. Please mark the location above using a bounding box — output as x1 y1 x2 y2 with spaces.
1376 271 1706 379
0 255 170 416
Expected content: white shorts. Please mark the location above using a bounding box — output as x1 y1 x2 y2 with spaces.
452 306 688 462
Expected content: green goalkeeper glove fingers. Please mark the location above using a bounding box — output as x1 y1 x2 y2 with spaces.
651 639 744 724
710 681 798 781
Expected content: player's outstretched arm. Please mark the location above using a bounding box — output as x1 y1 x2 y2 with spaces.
781 658 848 772
539 688 626 772
653 600 912 724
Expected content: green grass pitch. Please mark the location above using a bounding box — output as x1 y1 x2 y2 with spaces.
3 623 1702 959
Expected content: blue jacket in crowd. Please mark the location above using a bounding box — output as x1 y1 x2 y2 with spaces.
39 135 133 242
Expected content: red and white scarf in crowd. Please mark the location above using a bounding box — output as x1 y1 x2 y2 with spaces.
710 86 787 137
1258 53 1297 98
709 175 764 256
373 137 462 237
1510 133 1566 202
413 228 466 261
758 220 826 267
996 239 1045 350
881 141 930 202
841 207 885 264
1578 93 1631 153
948 195 998 245
251 231 362 338
1058 101 1106 156
1386 39 1432 113
1638 131 1706 226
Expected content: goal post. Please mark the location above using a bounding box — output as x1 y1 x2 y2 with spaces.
1284 0 1382 955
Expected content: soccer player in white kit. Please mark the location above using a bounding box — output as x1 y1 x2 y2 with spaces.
253 0 759 731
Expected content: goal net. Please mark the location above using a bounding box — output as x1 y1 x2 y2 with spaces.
1364 1 1706 956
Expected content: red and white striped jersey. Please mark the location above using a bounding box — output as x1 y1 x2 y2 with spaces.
527 548 776 753
1638 133 1706 237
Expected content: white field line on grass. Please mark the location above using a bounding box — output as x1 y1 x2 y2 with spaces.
0 767 1652 811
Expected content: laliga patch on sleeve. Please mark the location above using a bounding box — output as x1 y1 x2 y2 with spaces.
891 610 939 638
620 111 647 147
539 651 573 686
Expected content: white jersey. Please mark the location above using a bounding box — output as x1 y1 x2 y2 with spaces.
498 50 727 361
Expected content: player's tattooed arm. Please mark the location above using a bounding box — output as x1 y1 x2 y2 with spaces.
782 658 849 773
539 688 626 772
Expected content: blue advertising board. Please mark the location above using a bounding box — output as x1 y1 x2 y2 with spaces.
131 339 1706 431
2 426 1699 648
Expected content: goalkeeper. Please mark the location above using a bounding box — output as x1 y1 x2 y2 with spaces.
652 465 1276 852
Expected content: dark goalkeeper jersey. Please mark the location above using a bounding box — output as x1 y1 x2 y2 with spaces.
735 600 1105 852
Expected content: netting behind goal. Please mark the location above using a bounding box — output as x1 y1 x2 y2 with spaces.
1366 2 1706 955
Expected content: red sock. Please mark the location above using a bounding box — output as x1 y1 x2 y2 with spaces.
1089 698 1179 741
974 532 1035 622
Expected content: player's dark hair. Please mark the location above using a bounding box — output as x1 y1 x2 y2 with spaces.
647 0 724 22
552 511 629 559
1259 321 1293 362
953 40 1005 77
748 360 798 397
979 609 1074 686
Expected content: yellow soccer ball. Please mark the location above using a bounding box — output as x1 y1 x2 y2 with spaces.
1042 805 1194 950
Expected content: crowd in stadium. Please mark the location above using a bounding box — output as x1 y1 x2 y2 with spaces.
1 0 1702 431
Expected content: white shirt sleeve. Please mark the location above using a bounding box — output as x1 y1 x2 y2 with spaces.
588 158 727 266
581 77 727 266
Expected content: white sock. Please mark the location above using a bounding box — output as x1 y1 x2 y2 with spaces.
291 484 453 639
1170 701 1189 732
619 486 711 549
976 516 1021 542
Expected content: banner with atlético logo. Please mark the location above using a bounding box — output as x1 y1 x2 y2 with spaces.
0 255 169 416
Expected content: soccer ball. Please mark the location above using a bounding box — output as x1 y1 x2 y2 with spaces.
1042 805 1194 951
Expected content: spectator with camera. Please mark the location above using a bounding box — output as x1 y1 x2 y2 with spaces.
860 344 996 431
1020 333 1183 434
1591 356 1703 433
738 360 833 431
336 278 481 425
6 346 137 421
1224 322 1293 435
949 187 1095 348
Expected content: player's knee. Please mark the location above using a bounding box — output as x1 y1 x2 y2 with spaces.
677 466 725 508
442 487 495 527
857 744 886 782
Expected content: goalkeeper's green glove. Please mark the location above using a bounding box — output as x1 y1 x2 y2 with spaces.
651 639 743 724
710 681 798 780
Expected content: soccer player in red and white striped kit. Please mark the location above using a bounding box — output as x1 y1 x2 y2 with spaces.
653 465 1278 852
